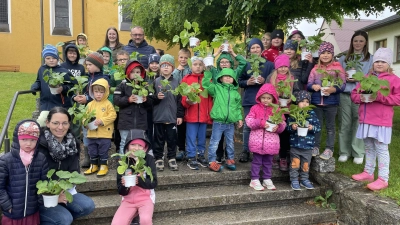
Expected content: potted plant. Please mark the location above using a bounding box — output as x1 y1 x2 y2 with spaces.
111 150 154 187
67 76 88 96
126 74 154 103
68 103 96 128
353 72 390 103
317 69 344 96
111 64 126 81
289 104 315 136
193 40 214 67
173 20 201 48
172 82 208 104
77 45 87 64
345 53 363 79
159 79 172 93
266 103 289 132
43 68 68 95
36 169 87 208
298 29 325 59
276 78 298 107
212 25 234 52
246 54 266 83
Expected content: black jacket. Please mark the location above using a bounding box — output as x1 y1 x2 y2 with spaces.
0 120 49 219
290 60 314 93
61 44 85 77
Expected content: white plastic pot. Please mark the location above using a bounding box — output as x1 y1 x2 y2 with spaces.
297 127 308 137
124 174 137 187
301 51 309 61
203 56 214 67
189 37 199 48
320 86 330 96
79 58 85 65
253 76 260 84
266 121 277 132
347 69 356 79
134 95 143 104
279 98 289 107
87 120 98 130
362 93 372 103
312 51 319 58
222 43 229 52
43 194 59 208
49 86 59 95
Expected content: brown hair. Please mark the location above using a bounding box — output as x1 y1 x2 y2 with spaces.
179 48 191 57
345 31 371 62
116 50 129 58
104 27 121 48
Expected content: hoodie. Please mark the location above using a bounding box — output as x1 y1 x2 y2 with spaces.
208 53 247 82
100 46 114 73
245 84 286 155
202 68 243 123
76 33 91 57
123 39 156 69
61 44 85 77
86 78 117 138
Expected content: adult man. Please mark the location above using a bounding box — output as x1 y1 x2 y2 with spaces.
123 26 156 69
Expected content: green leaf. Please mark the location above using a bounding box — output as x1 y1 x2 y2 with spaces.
322 201 327 208
173 35 180 43
380 88 390 96
65 191 73 203
56 170 72 179
314 196 325 203
325 189 333 199
47 169 56 179
330 203 337 209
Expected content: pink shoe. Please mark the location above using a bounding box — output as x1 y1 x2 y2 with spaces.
367 177 388 191
352 171 374 182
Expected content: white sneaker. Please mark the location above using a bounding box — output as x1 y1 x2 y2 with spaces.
338 155 348 162
249 179 264 191
353 157 364 164
262 179 276 190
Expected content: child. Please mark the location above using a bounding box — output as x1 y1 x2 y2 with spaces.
203 68 243 172
351 48 400 191
181 56 213 170
287 91 321 190
246 84 286 190
76 33 91 60
114 60 153 155
111 129 157 225
307 41 346 160
148 53 161 77
146 53 161 144
262 29 284 62
0 120 48 225
83 78 117 177
100 46 114 76
151 54 184 171
61 44 85 77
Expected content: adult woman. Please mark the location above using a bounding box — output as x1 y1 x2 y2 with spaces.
38 107 95 225
261 32 271 50
338 31 373 164
102 27 125 62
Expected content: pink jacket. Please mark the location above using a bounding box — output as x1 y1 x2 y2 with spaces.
245 84 286 155
351 72 400 127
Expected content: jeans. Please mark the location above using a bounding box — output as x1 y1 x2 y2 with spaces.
39 193 95 225
208 122 235 162
186 122 207 158
119 130 130 155
242 106 252 153
314 105 338 150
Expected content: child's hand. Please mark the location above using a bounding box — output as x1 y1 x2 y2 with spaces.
308 124 313 130
128 95 137 103
157 92 165 100
58 191 68 204
94 119 103 126
142 96 147 102
291 124 298 130
55 86 63 94
256 76 265 84
177 65 185 71
324 86 336 95
264 121 270 129
271 125 278 133
74 95 87 104
237 120 243 128
177 118 183 125
121 177 125 186
305 52 313 63
247 77 256 85
186 98 196 105
312 84 321 91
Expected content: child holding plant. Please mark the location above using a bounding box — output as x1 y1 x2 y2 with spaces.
287 91 321 190
0 120 48 225
100 46 114 77
111 129 157 225
145 53 161 144
351 48 400 191
114 60 153 155
245 83 286 191
76 33 91 59
307 42 346 160
61 44 85 77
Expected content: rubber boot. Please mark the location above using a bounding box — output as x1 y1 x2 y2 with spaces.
83 159 99 175
97 160 108 177
81 146 90 168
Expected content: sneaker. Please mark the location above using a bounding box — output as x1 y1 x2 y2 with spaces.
239 151 250 163
216 156 223 164
279 158 288 172
319 149 333 160
312 147 320 157
176 151 186 161
250 179 265 191
155 159 164 171
338 155 348 162
262 179 276 190
209 161 223 172
225 159 236 170
352 171 374 182
197 155 208 168
187 158 199 170
168 159 179 171
367 177 388 191
291 180 301 191
353 157 364 164
272 155 279 169
300 179 315 189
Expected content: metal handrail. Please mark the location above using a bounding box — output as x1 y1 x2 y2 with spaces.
0 90 39 152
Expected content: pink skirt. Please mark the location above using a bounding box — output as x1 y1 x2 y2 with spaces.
1 211 40 225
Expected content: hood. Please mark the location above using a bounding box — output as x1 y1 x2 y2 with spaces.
125 60 146 80
76 33 88 44
255 83 279 104
11 119 41 157
100 46 113 68
89 78 110 101
63 44 80 64
217 68 238 87
216 53 234 70
123 129 151 153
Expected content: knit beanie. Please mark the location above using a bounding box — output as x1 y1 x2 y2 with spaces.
373 48 393 65
247 38 264 52
148 54 161 65
295 90 311 104
18 121 40 140
191 56 204 64
130 139 148 151
271 29 284 40
160 54 175 68
283 39 298 51
42 45 59 60
274 54 290 69
318 41 334 56
86 52 104 70
288 30 305 40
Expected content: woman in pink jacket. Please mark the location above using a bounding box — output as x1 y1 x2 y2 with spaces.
351 48 400 191
246 83 286 191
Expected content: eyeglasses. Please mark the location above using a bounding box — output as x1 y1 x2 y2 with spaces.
131 33 144 37
117 58 129 62
220 61 230 65
51 122 70 127
161 64 171 68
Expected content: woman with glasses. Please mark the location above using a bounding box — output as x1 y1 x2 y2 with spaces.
37 107 95 225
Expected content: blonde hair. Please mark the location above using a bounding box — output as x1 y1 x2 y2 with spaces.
269 69 294 88
289 54 299 69
92 85 105 92
179 48 191 57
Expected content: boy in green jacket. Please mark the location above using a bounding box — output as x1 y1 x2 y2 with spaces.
202 68 243 172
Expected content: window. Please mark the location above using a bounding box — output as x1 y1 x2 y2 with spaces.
50 0 72 36
397 36 400 63
375 39 387 51
0 0 10 32
119 4 132 31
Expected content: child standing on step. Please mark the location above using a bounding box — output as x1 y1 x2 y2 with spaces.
351 48 400 191
246 83 286 190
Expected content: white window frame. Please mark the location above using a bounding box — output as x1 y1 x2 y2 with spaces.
49 0 73 36
0 0 11 33
118 2 131 31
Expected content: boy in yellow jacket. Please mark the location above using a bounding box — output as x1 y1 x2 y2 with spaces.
84 78 116 177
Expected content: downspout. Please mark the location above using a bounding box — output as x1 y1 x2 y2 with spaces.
81 0 85 33
40 0 44 64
